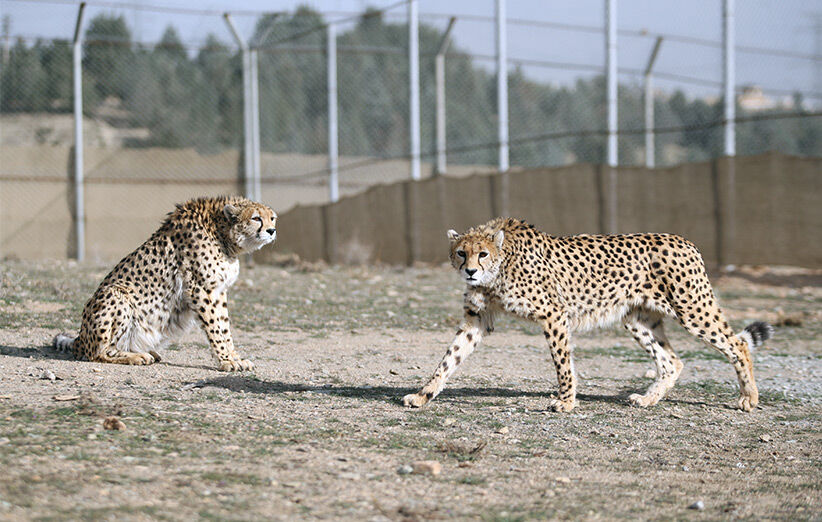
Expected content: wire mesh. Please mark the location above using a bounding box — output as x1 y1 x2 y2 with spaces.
0 0 820 260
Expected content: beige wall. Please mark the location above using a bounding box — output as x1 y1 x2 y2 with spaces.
0 145 492 262
2 148 820 267
263 152 822 268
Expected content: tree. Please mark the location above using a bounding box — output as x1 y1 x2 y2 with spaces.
0 38 47 112
83 14 133 100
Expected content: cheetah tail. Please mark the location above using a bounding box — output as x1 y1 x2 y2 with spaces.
53 333 76 353
738 321 774 353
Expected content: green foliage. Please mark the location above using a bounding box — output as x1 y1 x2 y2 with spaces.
1 10 819 163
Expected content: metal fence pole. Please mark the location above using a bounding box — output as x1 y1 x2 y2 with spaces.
72 2 86 262
495 0 509 172
408 0 421 180
644 36 663 169
250 48 261 201
327 23 339 202
224 14 254 200
605 0 618 167
435 17 456 176
723 0 736 156
604 0 618 233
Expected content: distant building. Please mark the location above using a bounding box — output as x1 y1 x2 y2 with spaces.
738 85 797 111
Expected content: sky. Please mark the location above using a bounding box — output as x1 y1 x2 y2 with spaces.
2 0 820 101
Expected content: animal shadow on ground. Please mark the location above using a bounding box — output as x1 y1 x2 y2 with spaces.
0 343 72 361
199 375 641 407
0 343 216 370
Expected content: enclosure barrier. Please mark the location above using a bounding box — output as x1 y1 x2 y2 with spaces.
259 152 822 269
2 0 820 265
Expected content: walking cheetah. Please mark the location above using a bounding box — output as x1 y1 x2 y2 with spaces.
403 217 772 412
53 196 277 371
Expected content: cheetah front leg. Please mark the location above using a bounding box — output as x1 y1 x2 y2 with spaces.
403 310 484 408
190 287 253 372
542 316 577 413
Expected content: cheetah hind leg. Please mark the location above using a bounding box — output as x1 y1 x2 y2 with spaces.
82 298 157 366
623 310 683 408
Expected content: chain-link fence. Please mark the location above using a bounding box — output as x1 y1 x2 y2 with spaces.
1 0 820 260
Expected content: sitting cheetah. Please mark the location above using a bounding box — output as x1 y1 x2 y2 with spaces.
403 217 772 412
54 196 277 371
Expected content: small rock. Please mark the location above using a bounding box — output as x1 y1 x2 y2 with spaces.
41 370 56 381
396 465 413 475
759 434 772 442
682 465 690 472
442 417 456 427
644 369 657 379
688 500 705 511
389 369 399 375
496 426 510 435
555 476 571 484
411 460 442 476
103 416 126 431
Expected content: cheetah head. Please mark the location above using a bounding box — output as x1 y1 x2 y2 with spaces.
447 228 504 286
224 202 278 253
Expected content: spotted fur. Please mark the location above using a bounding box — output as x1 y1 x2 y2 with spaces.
53 196 277 370
403 217 772 412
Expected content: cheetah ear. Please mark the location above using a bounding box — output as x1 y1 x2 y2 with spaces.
446 229 460 243
494 230 504 249
223 204 240 223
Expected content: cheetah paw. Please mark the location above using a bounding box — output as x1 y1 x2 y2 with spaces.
218 358 254 372
402 393 429 408
131 352 156 365
737 394 758 412
549 398 576 413
628 393 659 408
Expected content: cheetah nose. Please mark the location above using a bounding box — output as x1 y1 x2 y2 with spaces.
465 268 477 276
266 228 276 235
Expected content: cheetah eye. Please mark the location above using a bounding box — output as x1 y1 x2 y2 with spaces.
478 252 488 259
252 216 262 222
456 250 466 258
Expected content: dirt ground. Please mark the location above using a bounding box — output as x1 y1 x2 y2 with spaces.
0 260 819 521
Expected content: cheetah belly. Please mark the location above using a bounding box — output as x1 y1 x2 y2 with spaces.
118 274 196 353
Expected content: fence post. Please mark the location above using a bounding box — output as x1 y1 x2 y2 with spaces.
72 2 86 262
720 0 736 267
250 47 261 201
605 0 618 168
408 0 421 181
435 17 456 176
644 36 663 169
495 0 509 173
223 14 254 200
605 0 618 233
327 23 339 202
723 0 736 157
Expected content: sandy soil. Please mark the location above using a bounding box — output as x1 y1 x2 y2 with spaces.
0 260 819 520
